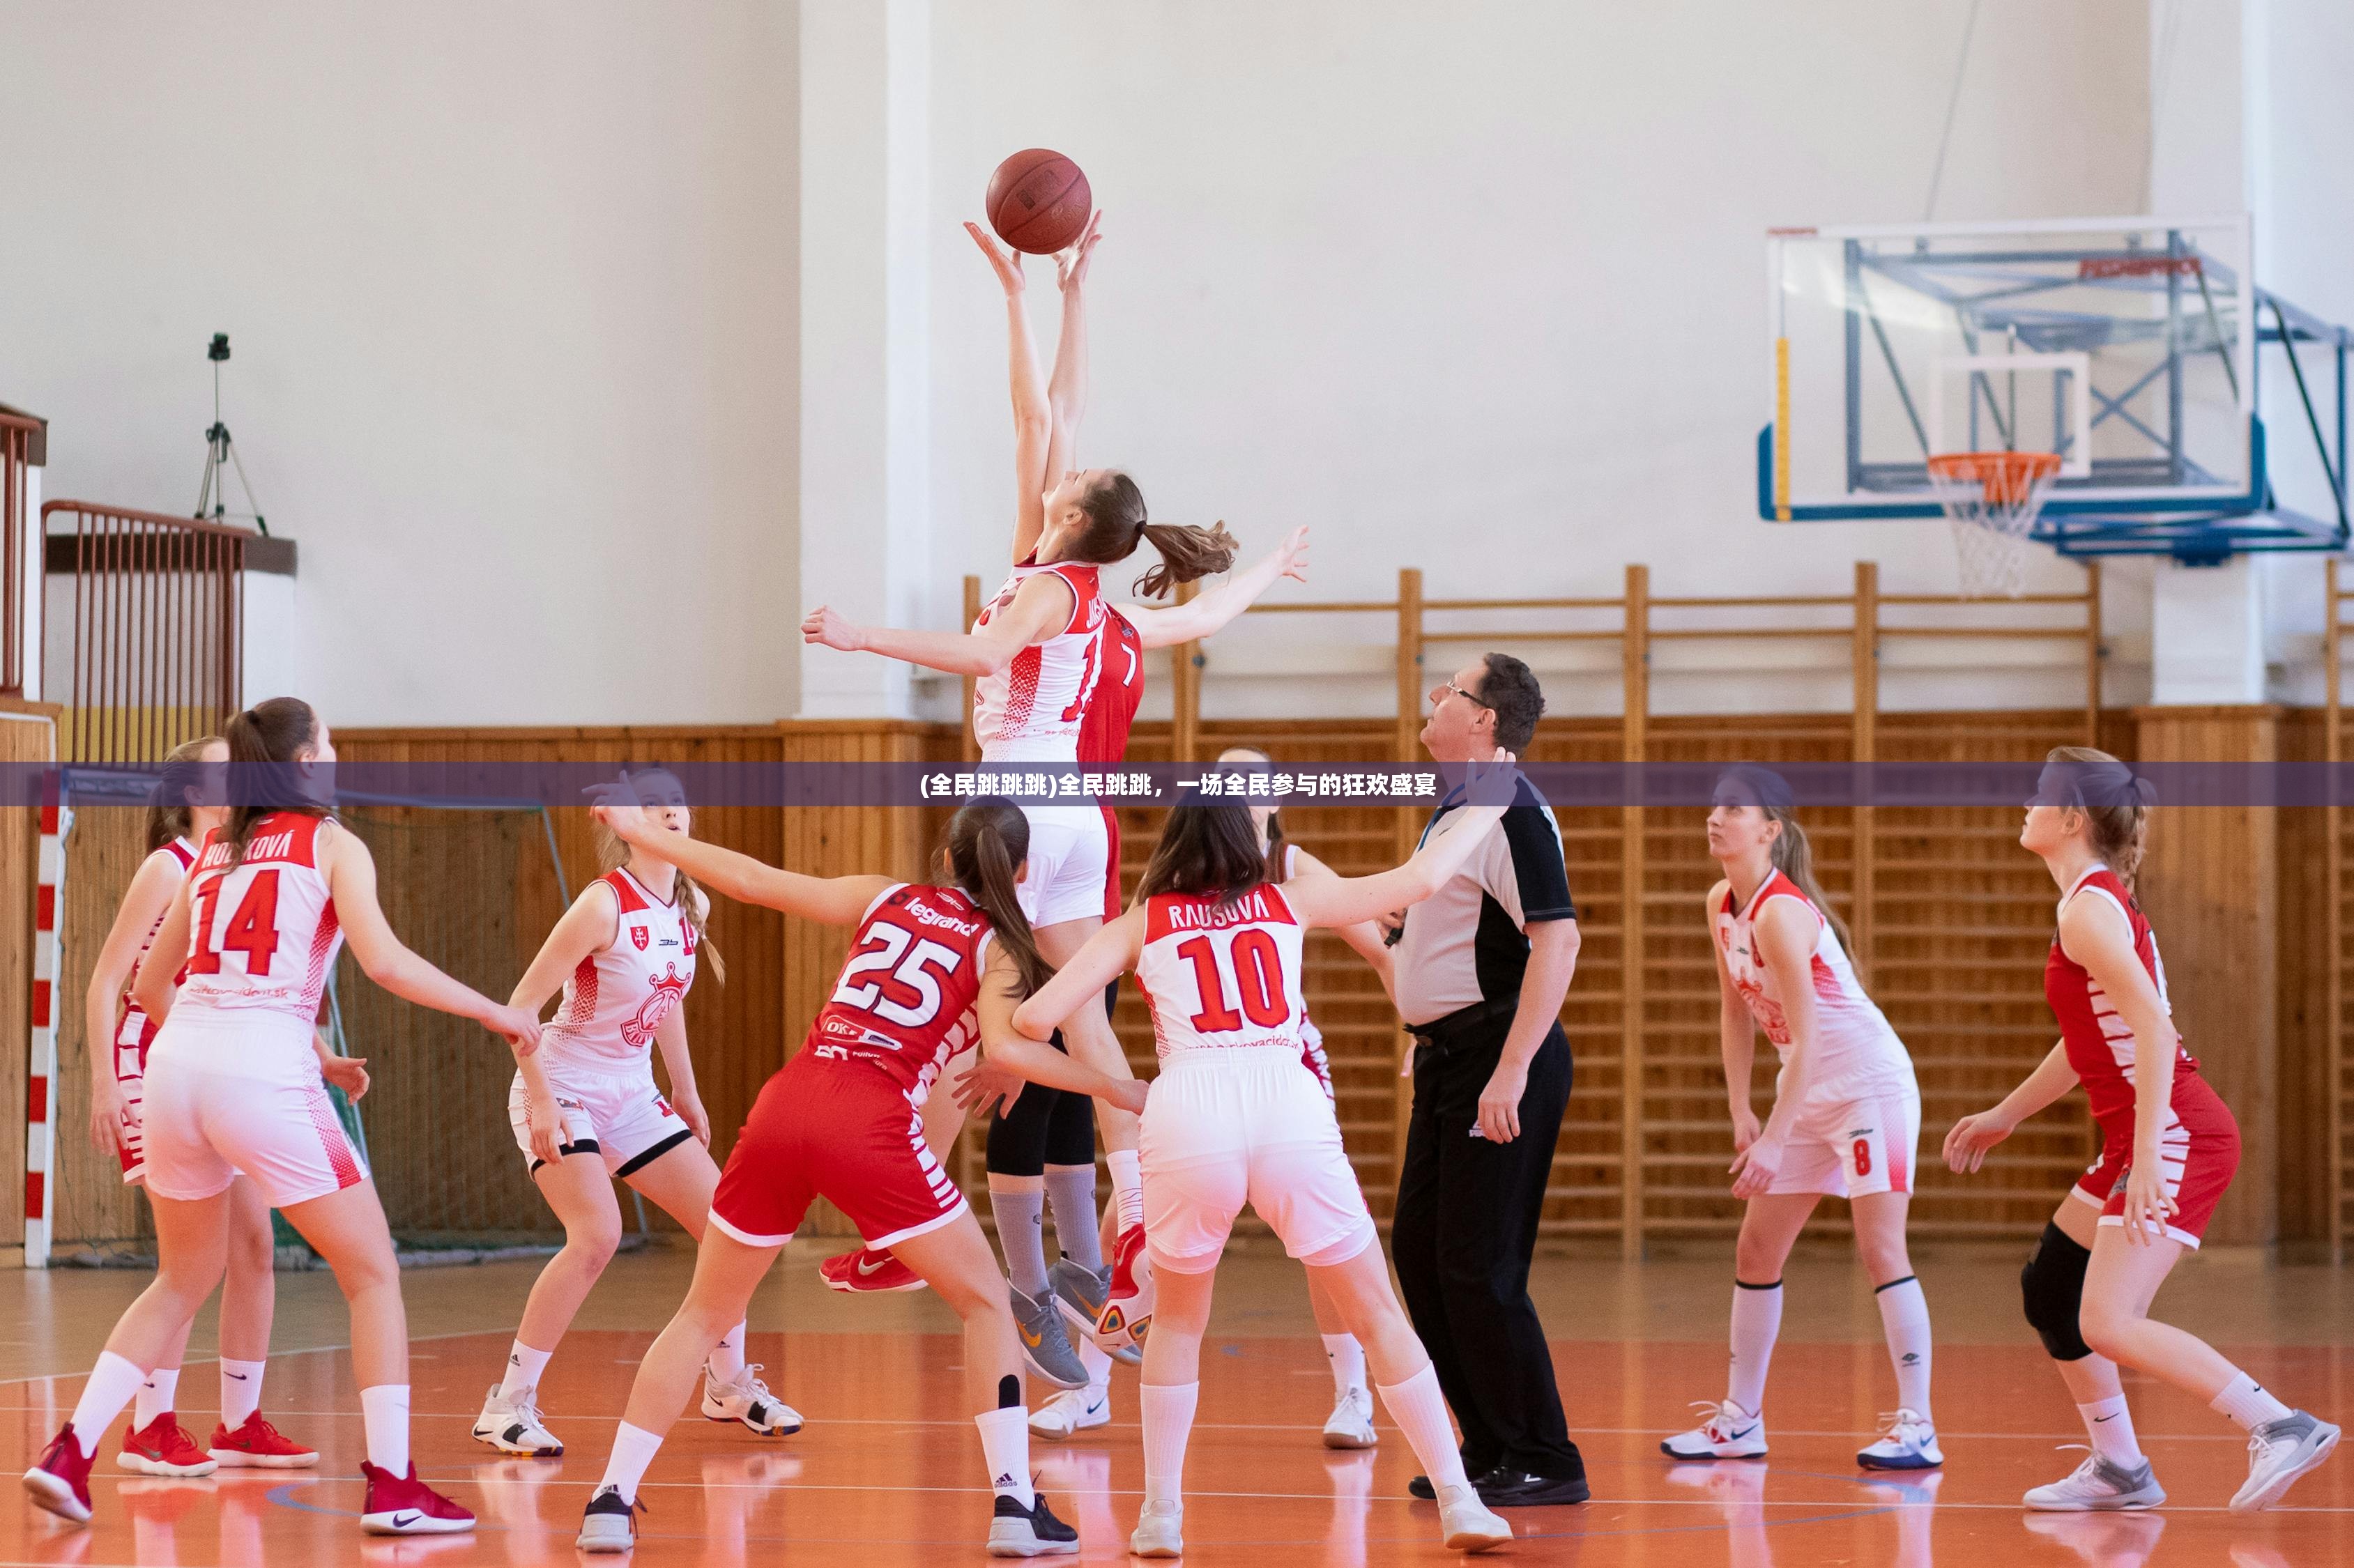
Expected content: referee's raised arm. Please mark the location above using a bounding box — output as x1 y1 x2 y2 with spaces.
1386 652 1590 1508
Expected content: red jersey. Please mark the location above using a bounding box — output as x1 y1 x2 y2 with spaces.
801 883 995 1100
1081 609 1146 918
2045 865 2201 1132
180 813 342 1022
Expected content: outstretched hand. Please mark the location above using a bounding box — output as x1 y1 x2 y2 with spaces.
1053 210 1103 292
1462 748 1522 808
1271 524 1310 585
801 605 866 653
951 1055 1026 1119
586 771 655 845
965 222 1025 295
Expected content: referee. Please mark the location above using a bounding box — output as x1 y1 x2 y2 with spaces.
1391 652 1587 1507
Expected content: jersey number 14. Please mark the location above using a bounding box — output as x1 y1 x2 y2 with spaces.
187 870 282 977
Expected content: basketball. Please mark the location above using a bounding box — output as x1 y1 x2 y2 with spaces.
986 148 1092 254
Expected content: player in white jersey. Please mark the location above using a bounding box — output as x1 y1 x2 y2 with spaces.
1011 759 1526 1557
802 215 1308 1383
1214 744 1398 1450
475 765 796 1459
79 735 355 1476
1660 763 1939 1472
26 698 544 1537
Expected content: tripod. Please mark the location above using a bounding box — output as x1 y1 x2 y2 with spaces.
195 333 268 536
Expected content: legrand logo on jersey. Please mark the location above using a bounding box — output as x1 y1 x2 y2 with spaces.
905 900 981 937
1161 888 1278 932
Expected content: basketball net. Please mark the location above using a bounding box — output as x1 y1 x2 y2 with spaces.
1925 451 2061 600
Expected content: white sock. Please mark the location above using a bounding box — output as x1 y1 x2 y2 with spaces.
498 1340 552 1401
1106 1149 1144 1233
1322 1334 1366 1398
1727 1279 1782 1415
69 1351 148 1457
220 1358 266 1427
1079 1337 1113 1397
135 1367 181 1429
1376 1365 1469 1493
2210 1371 2293 1433
1873 1275 1934 1420
707 1323 748 1383
975 1405 1036 1509
2078 1396 2146 1466
1139 1381 1200 1510
599 1420 666 1504
358 1384 411 1475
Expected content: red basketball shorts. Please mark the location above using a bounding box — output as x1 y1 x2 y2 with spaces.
2071 1073 2240 1249
709 1057 968 1251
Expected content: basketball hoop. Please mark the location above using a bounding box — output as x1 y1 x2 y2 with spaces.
1925 451 2061 599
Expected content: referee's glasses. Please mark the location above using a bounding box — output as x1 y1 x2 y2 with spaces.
1441 678 1491 709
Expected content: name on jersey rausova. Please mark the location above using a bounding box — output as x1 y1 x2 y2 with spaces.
1161 888 1283 932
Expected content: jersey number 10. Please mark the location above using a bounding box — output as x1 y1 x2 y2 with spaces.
1175 931 1290 1033
187 870 282 977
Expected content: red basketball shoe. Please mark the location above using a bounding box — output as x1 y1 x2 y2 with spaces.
1093 1222 1155 1353
119 1412 218 1476
820 1245 924 1294
360 1461 475 1535
24 1424 96 1524
209 1412 319 1468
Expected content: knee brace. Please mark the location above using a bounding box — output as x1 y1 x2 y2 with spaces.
2019 1220 2093 1362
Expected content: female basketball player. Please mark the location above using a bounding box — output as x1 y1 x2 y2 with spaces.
474 764 793 1459
572 794 1148 1558
1215 744 1398 1450
1008 760 1527 1556
803 214 1309 1391
1659 763 1938 1470
26 698 544 1536
82 735 351 1477
1946 747 2339 1512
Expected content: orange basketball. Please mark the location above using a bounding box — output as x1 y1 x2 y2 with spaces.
985 149 1092 255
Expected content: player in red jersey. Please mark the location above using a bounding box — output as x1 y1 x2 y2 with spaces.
804 213 1307 1389
572 795 1147 1558
475 764 793 1460
26 699 543 1535
1010 760 1525 1556
1948 747 2337 1513
82 735 351 1477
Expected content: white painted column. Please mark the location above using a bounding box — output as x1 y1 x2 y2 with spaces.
797 0 931 719
2150 555 2268 703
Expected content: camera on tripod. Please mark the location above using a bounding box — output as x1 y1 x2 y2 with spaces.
196 332 266 535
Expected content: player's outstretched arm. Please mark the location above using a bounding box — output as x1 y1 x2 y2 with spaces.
1043 210 1103 487
1121 525 1310 651
129 877 196 1029
977 942 1147 1114
965 221 1053 564
803 571 1071 679
321 823 542 1050
1282 753 1520 930
593 799 895 927
1009 905 1144 1044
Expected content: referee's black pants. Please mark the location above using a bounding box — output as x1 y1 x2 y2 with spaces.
1391 1019 1581 1482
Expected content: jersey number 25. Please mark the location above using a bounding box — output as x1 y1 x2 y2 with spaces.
832 919 965 1029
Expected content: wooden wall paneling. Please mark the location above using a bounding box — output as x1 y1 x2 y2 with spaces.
2132 706 2279 1247
50 806 153 1251
0 710 56 1249
2275 708 2332 1251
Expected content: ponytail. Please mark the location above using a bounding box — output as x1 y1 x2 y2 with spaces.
946 799 1050 997
1716 762 1852 951
2044 745 2156 889
222 697 327 867
1065 470 1239 599
594 764 725 985
146 734 222 852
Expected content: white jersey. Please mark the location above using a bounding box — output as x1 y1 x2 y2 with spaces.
540 866 699 1072
972 556 1106 760
178 813 343 1023
117 838 199 1051
1138 884 1308 1063
1713 869 1912 1100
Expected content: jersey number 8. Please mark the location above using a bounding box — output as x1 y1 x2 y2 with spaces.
832 920 965 1029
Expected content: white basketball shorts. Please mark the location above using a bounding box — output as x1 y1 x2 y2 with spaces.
1766 1081 1921 1200
507 1056 696 1177
140 1008 369 1210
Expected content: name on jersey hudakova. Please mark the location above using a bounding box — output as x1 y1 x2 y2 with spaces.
199 818 315 870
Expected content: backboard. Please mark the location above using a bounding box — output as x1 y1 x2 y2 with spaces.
1761 216 2259 527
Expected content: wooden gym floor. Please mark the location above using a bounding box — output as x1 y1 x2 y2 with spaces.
3 1239 2349 1565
